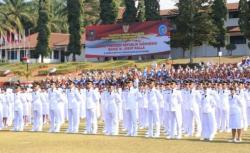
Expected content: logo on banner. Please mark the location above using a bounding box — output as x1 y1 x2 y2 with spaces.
87 30 96 40
158 24 167 36
123 24 130 33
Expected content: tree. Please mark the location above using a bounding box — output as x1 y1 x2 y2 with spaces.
0 0 36 34
123 0 137 24
82 0 100 27
210 0 227 56
239 0 250 41
226 44 236 56
136 0 146 22
100 0 118 24
35 0 51 63
173 0 216 63
144 0 161 21
67 0 82 61
0 12 13 36
50 0 68 33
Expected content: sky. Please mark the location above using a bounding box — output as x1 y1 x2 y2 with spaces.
160 0 240 9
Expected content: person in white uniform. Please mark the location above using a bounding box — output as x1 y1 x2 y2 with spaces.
12 86 24 131
185 81 202 137
146 80 163 138
167 81 183 139
66 82 82 133
138 82 148 129
41 87 49 125
1 89 8 128
237 82 248 131
0 89 4 130
31 85 43 132
6 88 14 127
246 83 250 126
228 87 244 143
79 85 86 120
21 88 29 127
121 84 129 132
100 86 108 133
200 85 217 141
104 83 121 135
84 81 99 134
124 80 139 136
217 82 230 133
48 83 64 133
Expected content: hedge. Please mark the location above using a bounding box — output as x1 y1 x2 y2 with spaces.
38 70 49 76
55 68 75 75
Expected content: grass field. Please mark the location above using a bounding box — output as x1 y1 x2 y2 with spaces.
0 122 250 153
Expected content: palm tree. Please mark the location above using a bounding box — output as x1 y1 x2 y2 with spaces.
0 0 36 34
50 0 68 33
82 0 100 27
0 12 13 36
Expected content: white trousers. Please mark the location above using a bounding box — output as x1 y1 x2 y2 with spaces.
68 107 80 133
104 108 119 135
186 109 201 136
32 110 43 131
169 111 182 138
247 107 250 126
86 108 97 134
201 112 216 139
164 111 171 134
13 109 24 131
0 106 3 129
138 107 148 128
126 109 137 136
219 109 230 131
148 109 160 137
122 109 128 130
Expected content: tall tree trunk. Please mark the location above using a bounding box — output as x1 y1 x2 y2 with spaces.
72 53 76 62
217 47 220 56
189 44 193 63
41 55 44 63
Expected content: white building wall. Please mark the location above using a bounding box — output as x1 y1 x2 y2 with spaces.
171 42 250 59
225 18 239 27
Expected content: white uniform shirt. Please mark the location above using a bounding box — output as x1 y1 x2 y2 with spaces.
125 87 139 110
32 91 43 111
66 88 82 109
147 88 163 111
200 93 216 113
169 89 183 112
85 88 99 109
14 92 23 111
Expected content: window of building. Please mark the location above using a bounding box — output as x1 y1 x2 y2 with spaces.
7 50 17 60
230 36 246 44
53 50 59 59
30 50 38 58
20 50 26 58
229 11 239 18
1 49 5 59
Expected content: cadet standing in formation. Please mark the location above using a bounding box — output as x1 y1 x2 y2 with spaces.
0 77 249 143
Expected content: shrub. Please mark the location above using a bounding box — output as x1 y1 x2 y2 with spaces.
0 71 6 77
38 70 49 76
55 68 75 75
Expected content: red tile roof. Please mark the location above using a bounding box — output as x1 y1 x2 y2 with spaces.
227 26 241 33
1 33 85 49
227 3 239 11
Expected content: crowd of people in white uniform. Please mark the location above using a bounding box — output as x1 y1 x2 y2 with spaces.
0 62 249 143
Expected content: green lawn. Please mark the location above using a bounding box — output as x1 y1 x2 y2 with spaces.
0 122 250 153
